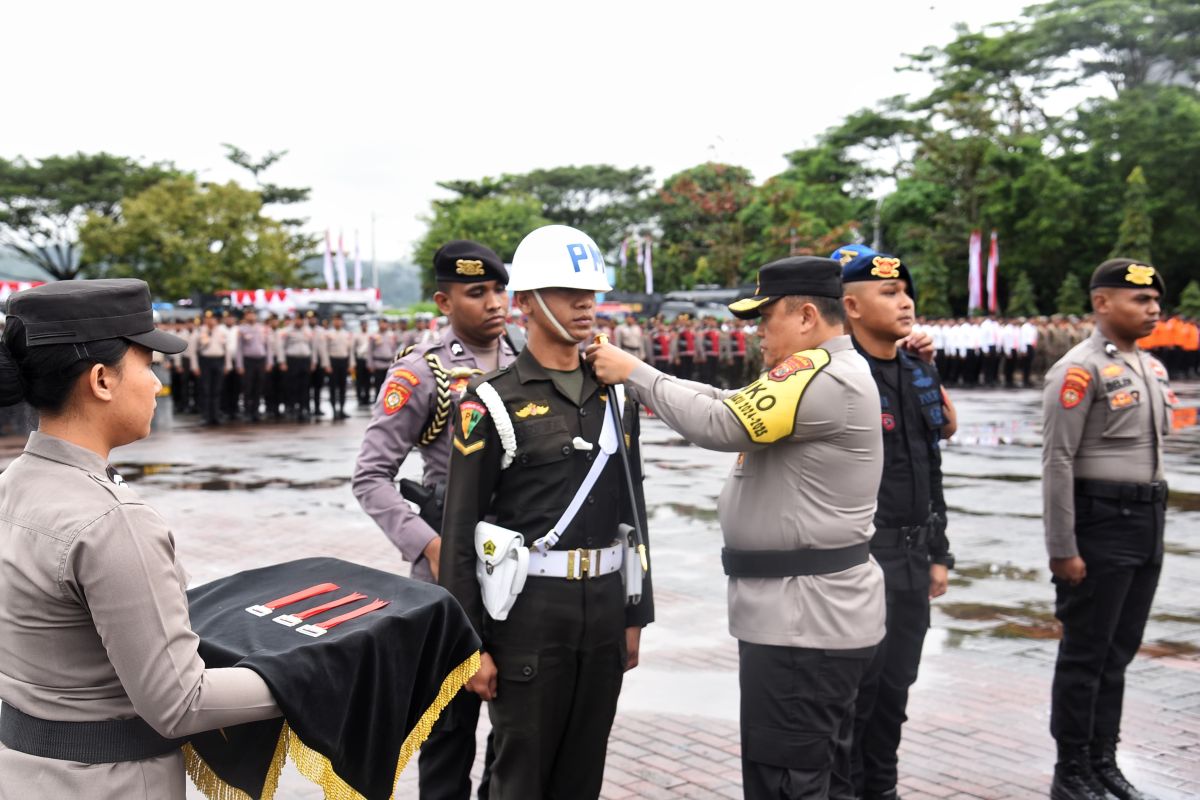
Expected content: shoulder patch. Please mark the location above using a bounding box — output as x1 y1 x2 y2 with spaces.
393 368 421 386
460 400 487 438
382 381 412 415
723 349 832 443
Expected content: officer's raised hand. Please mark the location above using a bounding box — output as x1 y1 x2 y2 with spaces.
585 340 640 385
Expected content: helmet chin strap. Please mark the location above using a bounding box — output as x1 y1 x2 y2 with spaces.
532 289 584 344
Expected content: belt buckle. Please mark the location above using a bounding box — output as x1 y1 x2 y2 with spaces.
567 549 590 580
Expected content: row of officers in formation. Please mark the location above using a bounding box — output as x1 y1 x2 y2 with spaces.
0 225 1175 800
162 311 441 423
151 300 1197 433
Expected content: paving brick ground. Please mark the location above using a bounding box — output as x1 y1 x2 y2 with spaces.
3 384 1198 799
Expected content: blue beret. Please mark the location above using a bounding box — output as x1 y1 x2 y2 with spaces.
833 244 917 303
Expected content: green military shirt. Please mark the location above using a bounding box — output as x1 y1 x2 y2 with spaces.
440 348 654 638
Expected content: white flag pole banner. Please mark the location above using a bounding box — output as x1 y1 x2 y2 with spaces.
323 230 336 290
335 230 349 291
643 237 654 294
986 230 999 314
968 229 983 313
618 237 628 269
353 230 363 290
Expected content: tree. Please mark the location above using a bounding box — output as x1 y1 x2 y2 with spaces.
79 177 305 299
222 144 319 264
0 153 178 280
1177 280 1200 318
412 194 550 295
1055 273 1087 316
652 163 756 290
1109 166 1153 261
1006 270 1040 316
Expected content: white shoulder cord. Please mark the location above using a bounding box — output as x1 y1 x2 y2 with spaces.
475 381 517 469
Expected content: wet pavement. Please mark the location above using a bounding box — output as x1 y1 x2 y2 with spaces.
2 383 1198 799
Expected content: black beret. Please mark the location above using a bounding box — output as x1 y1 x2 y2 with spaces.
1090 258 1165 295
728 256 843 319
434 240 509 285
6 278 186 354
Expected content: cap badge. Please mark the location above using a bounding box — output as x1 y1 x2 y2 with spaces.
870 257 902 279
1124 264 1155 286
836 250 856 266
456 259 485 276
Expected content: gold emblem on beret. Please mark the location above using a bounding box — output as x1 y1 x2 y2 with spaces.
836 250 856 266
1125 264 1155 286
455 259 485 276
870 257 902 279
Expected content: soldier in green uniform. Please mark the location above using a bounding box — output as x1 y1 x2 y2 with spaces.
440 224 654 800
1042 259 1173 800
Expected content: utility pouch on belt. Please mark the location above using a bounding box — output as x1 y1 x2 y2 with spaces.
474 521 529 621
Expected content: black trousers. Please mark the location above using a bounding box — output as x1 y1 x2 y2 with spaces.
1020 349 1035 387
1002 353 1017 387
310 364 325 414
221 368 241 417
677 354 695 381
241 356 267 420
852 590 929 796
328 357 349 413
355 357 371 404
372 367 390 400
740 641 874 800
484 573 626 800
699 356 719 386
171 368 187 413
285 357 312 419
198 356 226 423
1051 490 1165 746
265 366 284 418
418 687 494 800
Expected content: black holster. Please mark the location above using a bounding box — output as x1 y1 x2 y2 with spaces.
399 478 446 533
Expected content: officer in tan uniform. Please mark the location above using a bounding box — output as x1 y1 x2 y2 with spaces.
589 255 885 800
1042 259 1173 800
0 279 280 800
353 240 514 800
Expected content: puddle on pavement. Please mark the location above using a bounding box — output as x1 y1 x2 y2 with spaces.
946 506 1041 519
1138 640 1200 659
644 459 700 472
1151 612 1200 625
1164 542 1199 557
113 462 348 491
1167 489 1200 513
658 502 719 522
944 472 1040 483
953 563 1041 582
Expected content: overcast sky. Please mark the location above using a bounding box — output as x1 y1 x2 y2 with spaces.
8 0 1040 261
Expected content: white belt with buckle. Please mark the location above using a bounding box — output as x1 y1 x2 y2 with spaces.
528 542 624 580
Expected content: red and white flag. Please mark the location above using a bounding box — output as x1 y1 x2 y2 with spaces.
323 230 336 290
353 230 363 290
986 230 999 314
643 237 654 294
335 230 348 291
967 229 983 313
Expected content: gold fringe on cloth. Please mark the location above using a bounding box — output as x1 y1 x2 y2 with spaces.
185 650 482 800
183 722 288 800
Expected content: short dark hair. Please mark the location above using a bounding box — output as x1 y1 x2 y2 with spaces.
784 294 846 325
0 317 129 414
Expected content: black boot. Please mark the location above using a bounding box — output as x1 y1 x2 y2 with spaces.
1051 744 1110 800
1091 738 1153 800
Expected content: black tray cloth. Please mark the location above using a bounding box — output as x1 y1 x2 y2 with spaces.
184 557 481 800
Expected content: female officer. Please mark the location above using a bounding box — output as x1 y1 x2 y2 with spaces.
0 280 280 799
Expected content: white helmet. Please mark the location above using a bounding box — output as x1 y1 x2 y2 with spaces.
509 225 613 292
